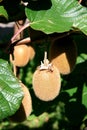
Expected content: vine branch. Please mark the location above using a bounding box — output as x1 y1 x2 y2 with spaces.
11 22 30 43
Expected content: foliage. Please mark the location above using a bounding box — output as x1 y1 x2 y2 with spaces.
0 6 8 19
0 59 24 121
0 0 87 130
25 0 87 34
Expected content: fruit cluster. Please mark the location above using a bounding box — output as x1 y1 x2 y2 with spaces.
9 34 77 122
9 39 35 122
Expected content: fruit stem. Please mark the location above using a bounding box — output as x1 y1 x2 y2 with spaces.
43 51 49 66
16 37 31 46
11 23 30 43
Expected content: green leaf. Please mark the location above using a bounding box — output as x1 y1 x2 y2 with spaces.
77 53 87 64
0 59 24 121
82 84 87 108
25 0 87 35
0 6 8 19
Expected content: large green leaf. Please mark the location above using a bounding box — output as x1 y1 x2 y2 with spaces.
0 59 24 121
25 0 87 35
0 6 8 19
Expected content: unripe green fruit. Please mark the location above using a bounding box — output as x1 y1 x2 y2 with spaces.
49 37 77 75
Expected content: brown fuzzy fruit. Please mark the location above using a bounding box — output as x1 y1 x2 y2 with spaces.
13 44 35 67
28 45 35 60
10 83 32 122
49 37 77 75
33 52 61 101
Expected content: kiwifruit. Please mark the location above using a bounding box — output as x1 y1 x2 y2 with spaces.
49 36 77 75
32 52 61 101
28 44 35 60
13 44 35 67
10 83 32 122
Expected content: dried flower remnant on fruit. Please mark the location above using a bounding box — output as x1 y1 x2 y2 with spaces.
33 52 61 101
39 52 53 72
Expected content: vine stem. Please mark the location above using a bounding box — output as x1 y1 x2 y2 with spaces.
15 37 31 45
11 22 30 43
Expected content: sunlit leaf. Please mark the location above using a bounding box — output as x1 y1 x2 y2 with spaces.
77 53 87 64
82 84 87 108
25 0 87 35
0 6 8 19
0 59 23 120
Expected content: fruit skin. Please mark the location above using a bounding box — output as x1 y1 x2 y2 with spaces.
28 44 35 60
10 83 32 122
13 44 30 67
13 44 35 67
49 36 77 75
33 65 61 101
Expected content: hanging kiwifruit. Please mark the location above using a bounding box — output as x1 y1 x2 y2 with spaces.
10 82 32 122
28 44 35 60
32 52 61 101
49 36 77 75
13 44 29 67
12 43 35 67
